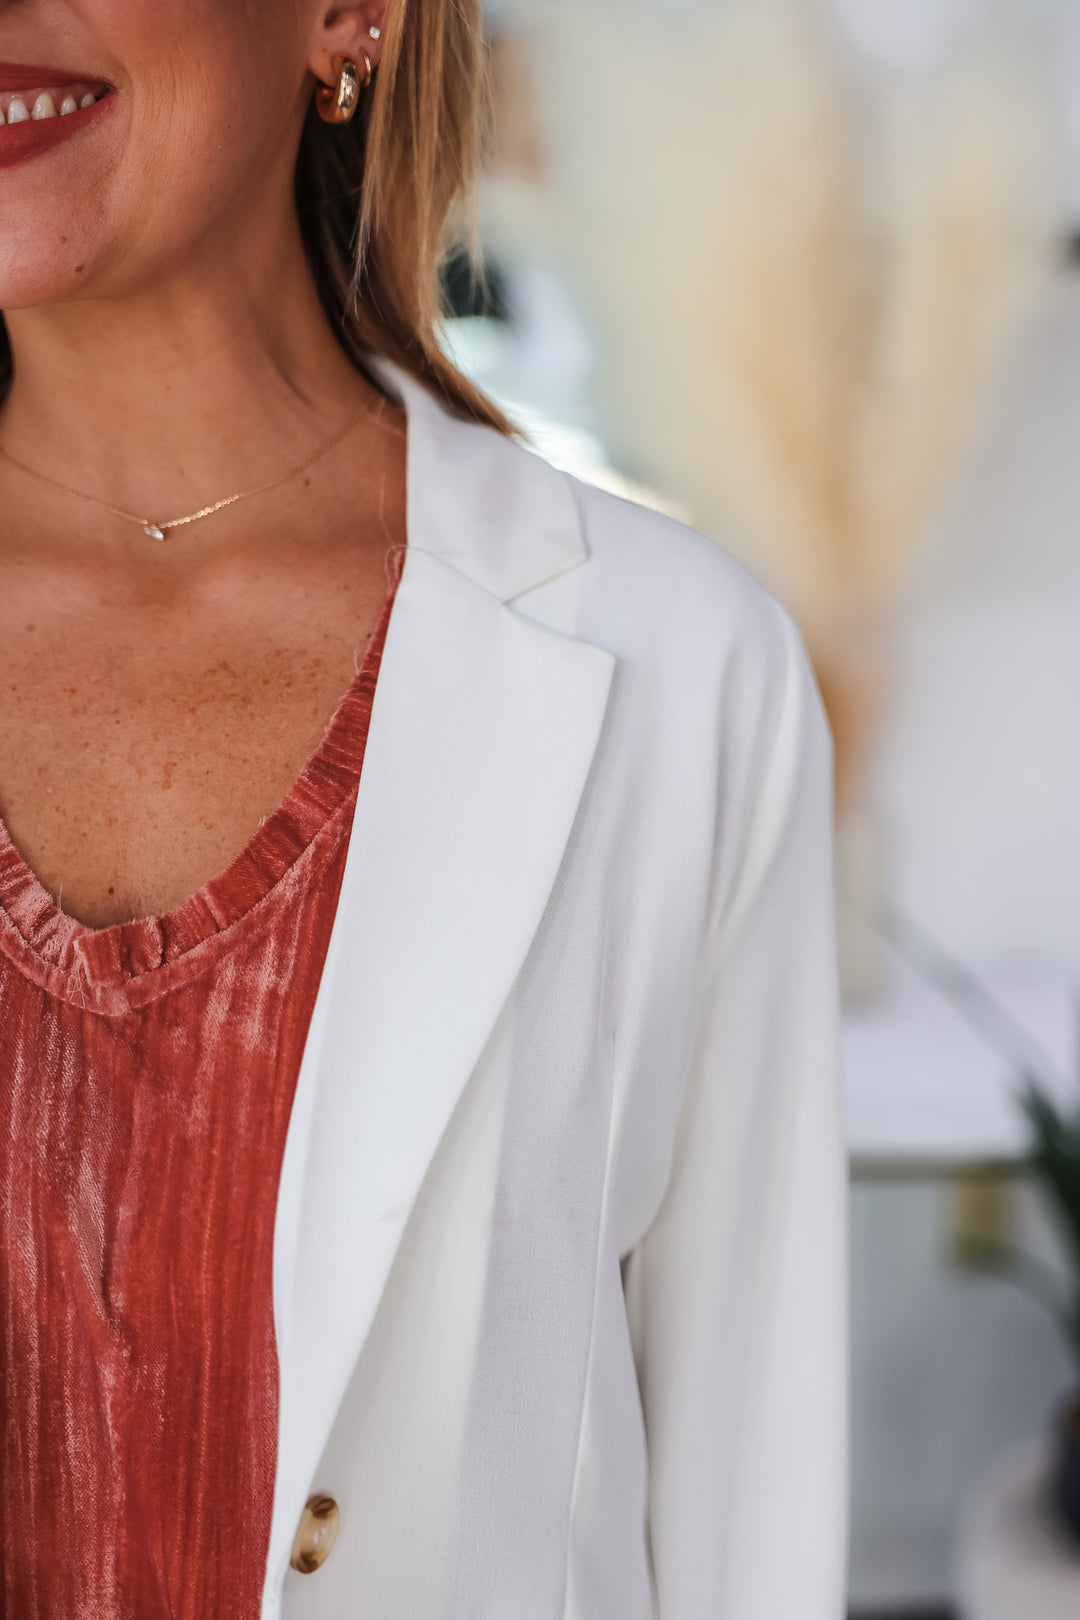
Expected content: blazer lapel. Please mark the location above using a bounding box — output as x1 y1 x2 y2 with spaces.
263 384 615 1597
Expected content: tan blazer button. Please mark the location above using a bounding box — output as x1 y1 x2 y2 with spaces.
290 1494 341 1574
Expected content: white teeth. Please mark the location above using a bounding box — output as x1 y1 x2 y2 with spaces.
0 87 102 127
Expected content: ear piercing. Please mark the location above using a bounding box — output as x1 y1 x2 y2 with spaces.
315 51 372 124
369 25 382 40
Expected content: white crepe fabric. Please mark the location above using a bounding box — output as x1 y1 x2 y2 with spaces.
261 367 849 1620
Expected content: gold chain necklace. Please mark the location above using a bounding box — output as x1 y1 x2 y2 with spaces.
0 399 373 541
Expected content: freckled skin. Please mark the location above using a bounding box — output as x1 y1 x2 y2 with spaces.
0 0 399 929
0 415 406 927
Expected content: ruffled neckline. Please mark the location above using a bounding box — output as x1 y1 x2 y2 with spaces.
0 565 400 1014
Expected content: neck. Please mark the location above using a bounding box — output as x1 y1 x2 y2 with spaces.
0 192 376 521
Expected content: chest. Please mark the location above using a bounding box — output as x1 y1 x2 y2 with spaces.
0 536 396 926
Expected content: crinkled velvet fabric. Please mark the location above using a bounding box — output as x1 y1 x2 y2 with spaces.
0 569 399 1619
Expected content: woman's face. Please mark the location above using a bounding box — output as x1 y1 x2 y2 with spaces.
0 0 345 313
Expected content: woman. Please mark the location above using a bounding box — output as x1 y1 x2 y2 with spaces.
0 3 847 1618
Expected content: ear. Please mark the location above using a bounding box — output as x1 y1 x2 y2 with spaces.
309 2 390 87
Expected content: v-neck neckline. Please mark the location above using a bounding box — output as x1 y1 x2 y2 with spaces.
0 560 402 1013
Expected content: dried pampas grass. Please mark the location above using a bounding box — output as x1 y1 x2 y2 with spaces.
687 0 866 627
854 45 1059 615
502 0 1059 810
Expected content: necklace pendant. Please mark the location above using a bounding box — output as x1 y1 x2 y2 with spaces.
143 521 166 541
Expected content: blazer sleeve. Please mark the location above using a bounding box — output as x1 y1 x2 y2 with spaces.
622 603 849 1620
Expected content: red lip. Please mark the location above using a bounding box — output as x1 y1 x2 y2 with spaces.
0 91 114 171
0 61 108 91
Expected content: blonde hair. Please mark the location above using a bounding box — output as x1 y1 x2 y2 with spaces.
1 0 508 432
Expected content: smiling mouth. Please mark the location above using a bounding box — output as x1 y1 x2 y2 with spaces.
0 80 111 123
0 66 114 169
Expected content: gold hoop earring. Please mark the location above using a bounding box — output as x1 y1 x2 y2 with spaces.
315 52 372 125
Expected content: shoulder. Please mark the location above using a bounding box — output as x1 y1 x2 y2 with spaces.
404 384 820 755
571 476 779 634
563 474 832 893
555 472 820 748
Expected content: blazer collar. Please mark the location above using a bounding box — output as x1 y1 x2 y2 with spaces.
261 367 614 1614
373 358 589 603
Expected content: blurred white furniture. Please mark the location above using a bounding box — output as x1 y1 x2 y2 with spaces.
845 950 1079 1171
955 1444 1080 1620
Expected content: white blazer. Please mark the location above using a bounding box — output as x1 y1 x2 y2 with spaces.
260 369 848 1620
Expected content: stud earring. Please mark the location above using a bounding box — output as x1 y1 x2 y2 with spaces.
315 51 372 125
369 25 382 41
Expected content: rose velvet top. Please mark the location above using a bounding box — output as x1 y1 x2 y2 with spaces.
0 569 399 1620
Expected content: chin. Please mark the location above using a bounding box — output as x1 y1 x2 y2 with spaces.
0 87 122 304
0 222 107 313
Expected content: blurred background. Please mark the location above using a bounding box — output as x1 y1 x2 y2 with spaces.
453 0 1080 1614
